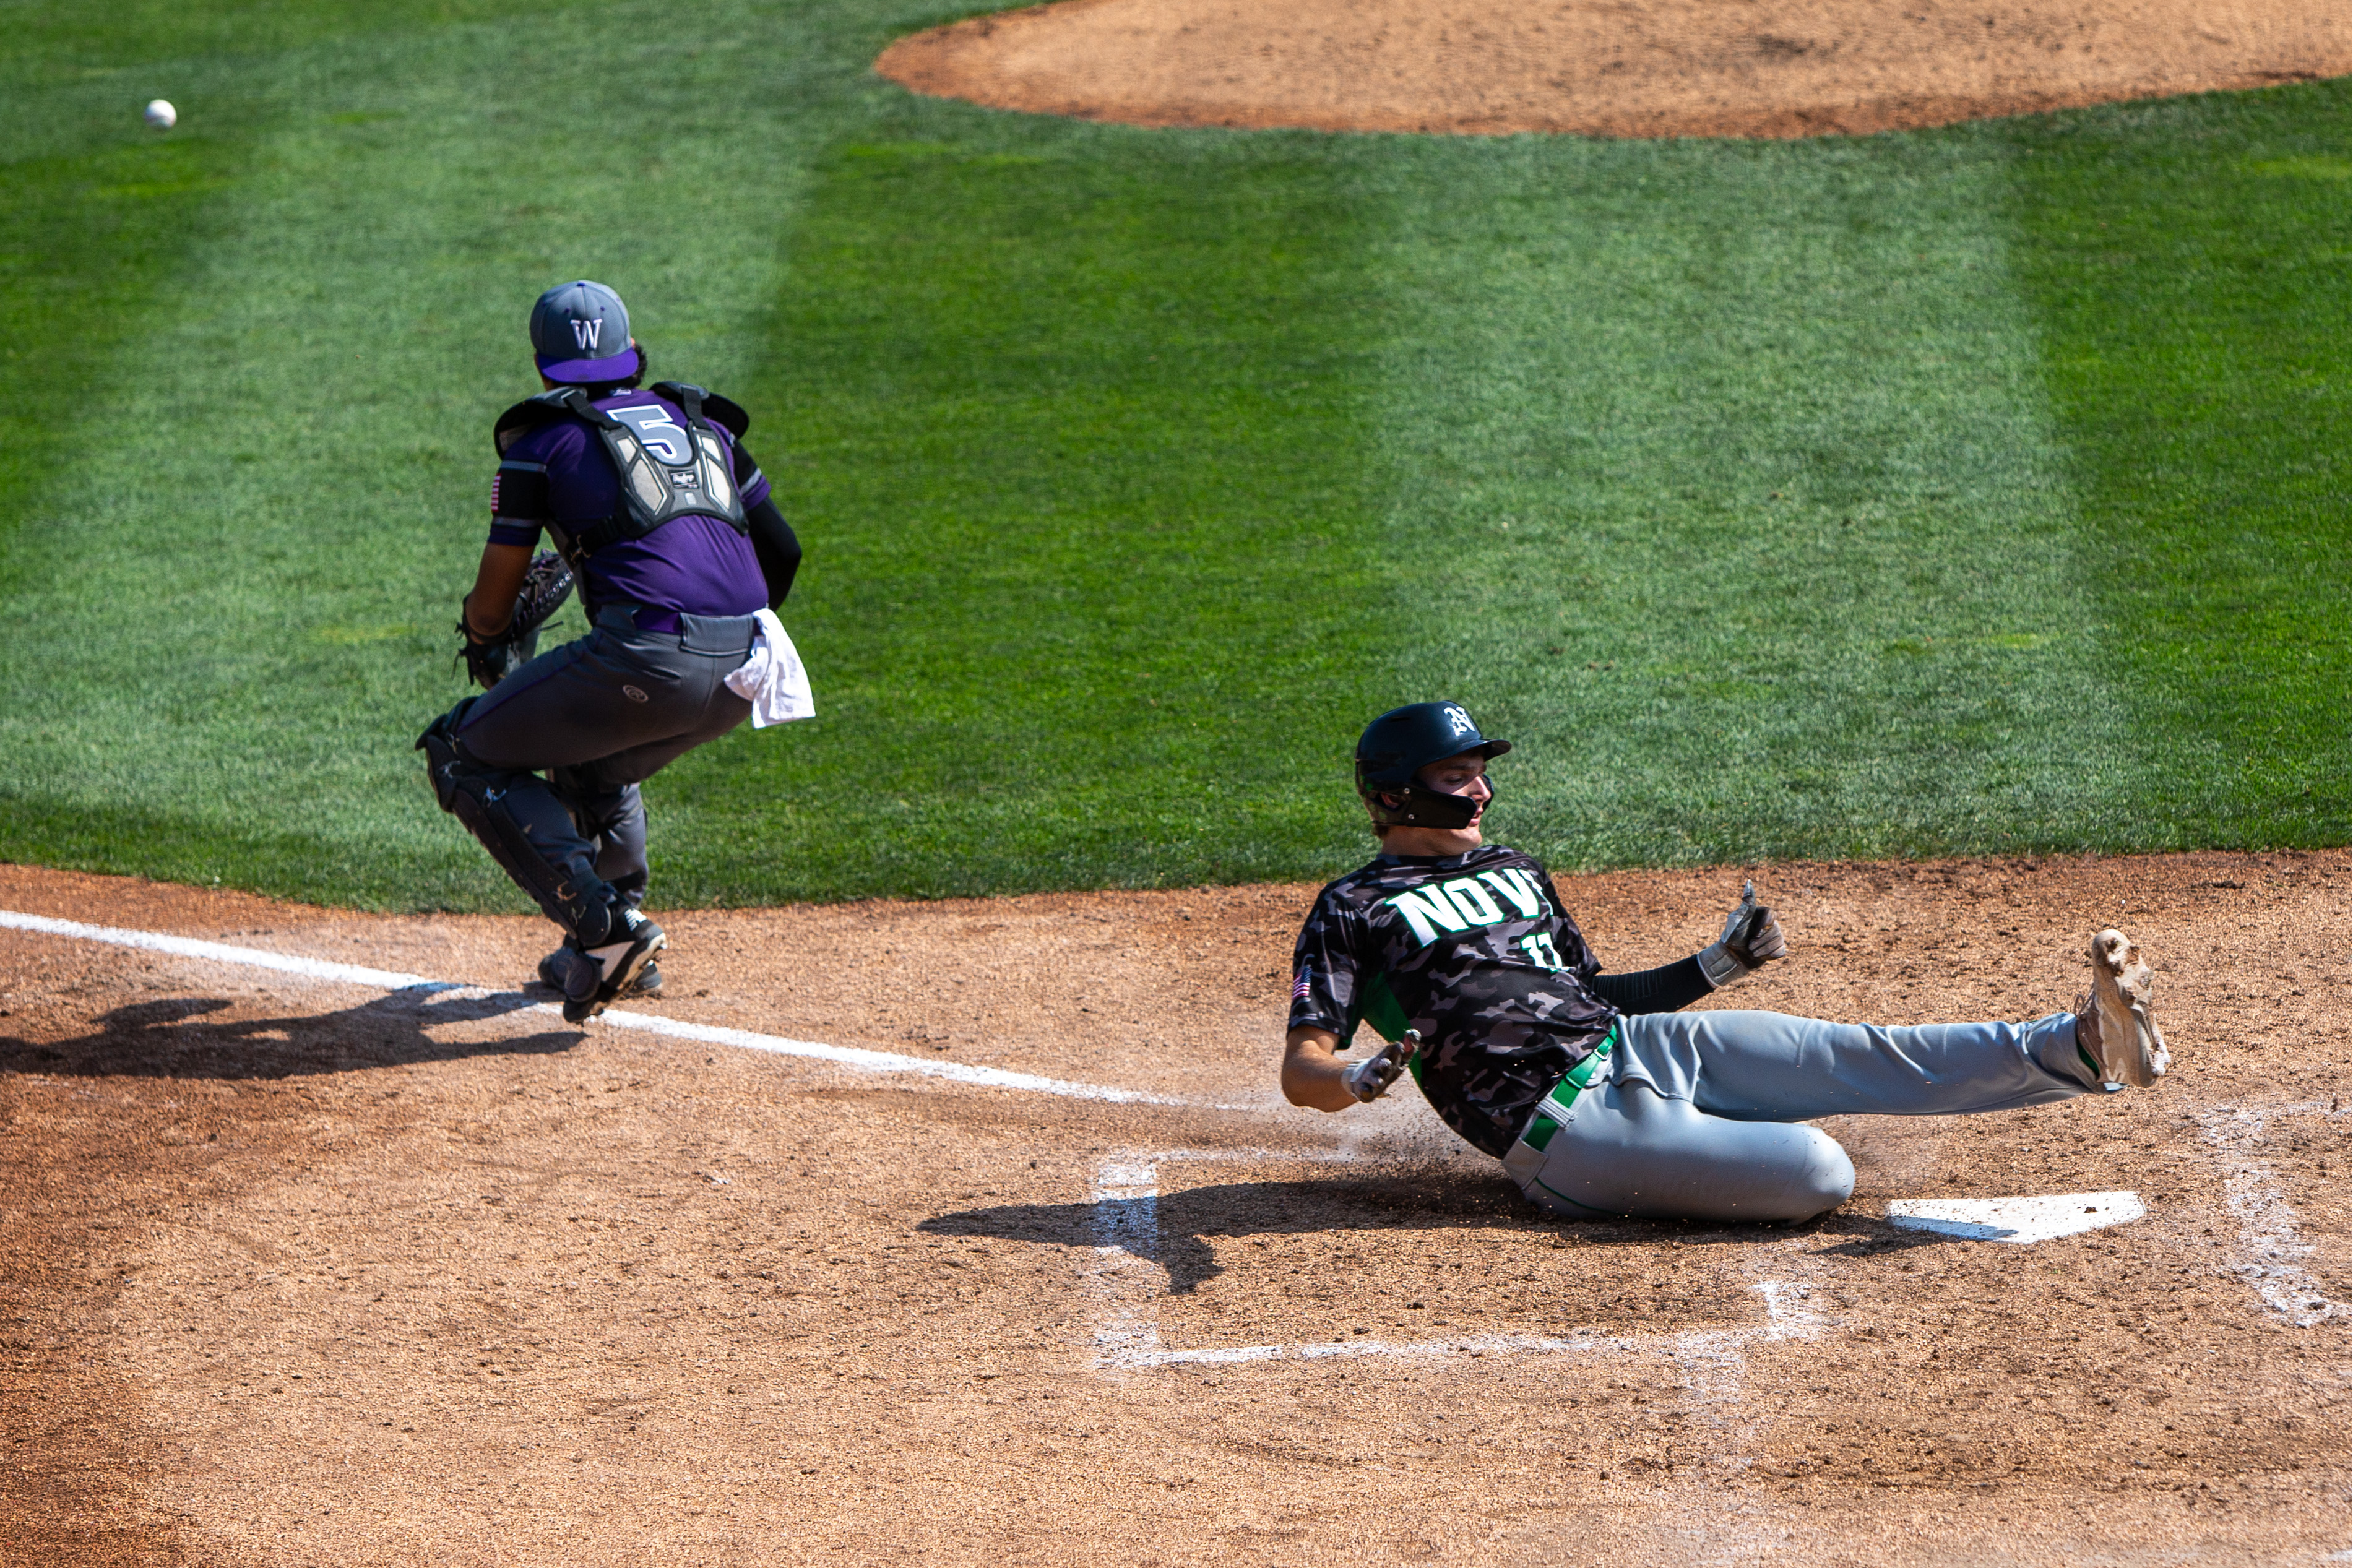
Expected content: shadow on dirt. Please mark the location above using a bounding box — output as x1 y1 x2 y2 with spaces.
1811 1225 1968 1258
922 1174 1854 1293
0 987 584 1081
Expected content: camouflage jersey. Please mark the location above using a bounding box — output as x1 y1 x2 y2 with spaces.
1287 845 1618 1158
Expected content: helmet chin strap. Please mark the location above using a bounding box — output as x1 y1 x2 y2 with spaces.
1368 782 1487 831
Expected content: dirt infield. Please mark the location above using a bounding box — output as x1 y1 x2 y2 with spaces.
876 0 2351 137
1 850 2345 1565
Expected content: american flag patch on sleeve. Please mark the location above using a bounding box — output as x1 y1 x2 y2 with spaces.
1292 971 1313 1001
490 473 503 512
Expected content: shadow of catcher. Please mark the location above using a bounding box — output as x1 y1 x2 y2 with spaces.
0 985 583 1082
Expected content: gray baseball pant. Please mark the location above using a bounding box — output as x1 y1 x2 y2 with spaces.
428 605 755 943
1500 1009 2097 1224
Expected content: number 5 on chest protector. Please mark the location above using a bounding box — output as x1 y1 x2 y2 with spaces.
494 382 751 561
608 403 695 464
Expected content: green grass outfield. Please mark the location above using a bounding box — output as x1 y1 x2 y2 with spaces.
1 0 2344 909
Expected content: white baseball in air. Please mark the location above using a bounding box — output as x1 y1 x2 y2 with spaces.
144 99 177 130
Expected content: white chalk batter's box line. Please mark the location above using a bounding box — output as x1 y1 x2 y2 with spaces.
1084 1147 1829 1374
1076 1152 2278 1372
2195 1103 2347 1329
3 905 2331 1329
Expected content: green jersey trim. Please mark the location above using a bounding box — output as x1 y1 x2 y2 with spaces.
1360 971 1411 1045
1342 971 1424 1086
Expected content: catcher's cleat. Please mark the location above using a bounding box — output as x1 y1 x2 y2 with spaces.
559 909 667 1025
538 948 661 998
2078 928 2169 1088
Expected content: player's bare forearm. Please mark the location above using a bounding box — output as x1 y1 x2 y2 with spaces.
1282 1027 1365 1112
463 543 534 639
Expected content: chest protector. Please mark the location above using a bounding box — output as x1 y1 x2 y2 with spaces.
493 381 751 562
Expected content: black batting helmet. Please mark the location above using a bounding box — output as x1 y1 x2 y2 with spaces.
1355 701 1512 830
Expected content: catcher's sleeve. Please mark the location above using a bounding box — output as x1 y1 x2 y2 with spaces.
746 497 801 610
729 441 800 610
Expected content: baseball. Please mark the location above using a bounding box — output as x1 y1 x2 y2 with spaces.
144 99 176 130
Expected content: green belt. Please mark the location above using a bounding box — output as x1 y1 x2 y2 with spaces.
1518 1025 1617 1155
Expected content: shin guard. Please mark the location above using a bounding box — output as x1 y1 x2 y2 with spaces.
418 705 616 945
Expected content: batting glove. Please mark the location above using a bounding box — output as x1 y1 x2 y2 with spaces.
1698 879 1786 988
1342 1030 1421 1103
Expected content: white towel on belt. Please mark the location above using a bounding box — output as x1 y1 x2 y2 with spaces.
723 608 814 728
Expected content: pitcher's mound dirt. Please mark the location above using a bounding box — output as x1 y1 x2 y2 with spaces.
876 0 2351 138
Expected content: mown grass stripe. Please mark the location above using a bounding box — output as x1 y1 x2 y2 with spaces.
663 120 1397 898
2003 83 2351 851
1362 130 2132 866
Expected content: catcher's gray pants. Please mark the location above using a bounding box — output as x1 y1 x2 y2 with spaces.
431 605 754 942
1501 1009 2095 1224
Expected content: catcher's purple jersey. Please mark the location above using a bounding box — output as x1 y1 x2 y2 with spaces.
488 389 772 621
1287 845 1620 1157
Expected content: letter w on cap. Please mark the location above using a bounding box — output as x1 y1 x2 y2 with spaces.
572 319 603 349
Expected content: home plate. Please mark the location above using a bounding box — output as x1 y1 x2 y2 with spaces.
1885 1191 2146 1244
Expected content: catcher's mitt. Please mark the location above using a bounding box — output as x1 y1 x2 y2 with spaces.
459 549 575 689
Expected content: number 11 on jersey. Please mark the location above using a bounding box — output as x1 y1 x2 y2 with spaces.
1519 932 1566 971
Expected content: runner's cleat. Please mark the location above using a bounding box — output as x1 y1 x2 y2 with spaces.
2081 928 2169 1088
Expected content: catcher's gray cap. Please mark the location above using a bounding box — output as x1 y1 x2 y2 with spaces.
530 280 639 383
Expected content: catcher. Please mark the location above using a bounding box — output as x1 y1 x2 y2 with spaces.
417 281 806 1022
1283 702 2170 1223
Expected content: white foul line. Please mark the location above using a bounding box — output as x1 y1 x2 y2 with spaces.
585 1007 1172 1101
0 907 1173 1105
0 908 446 991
